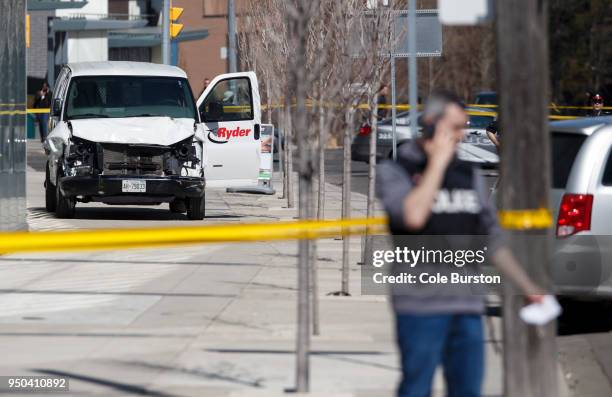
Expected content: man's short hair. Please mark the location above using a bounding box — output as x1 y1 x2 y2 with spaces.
419 90 465 138
422 90 465 121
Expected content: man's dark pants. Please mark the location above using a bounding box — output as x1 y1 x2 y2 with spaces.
395 313 484 397
36 113 49 142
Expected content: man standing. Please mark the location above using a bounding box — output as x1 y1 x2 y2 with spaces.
485 120 500 149
377 91 543 397
198 77 211 98
33 82 52 142
377 84 390 120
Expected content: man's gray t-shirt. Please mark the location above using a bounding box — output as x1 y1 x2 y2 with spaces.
376 142 505 314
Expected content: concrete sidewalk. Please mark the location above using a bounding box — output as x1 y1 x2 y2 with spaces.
0 167 575 396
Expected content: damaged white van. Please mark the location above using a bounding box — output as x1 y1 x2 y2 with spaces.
44 61 261 220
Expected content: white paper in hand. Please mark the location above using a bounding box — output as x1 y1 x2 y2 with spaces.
519 295 562 326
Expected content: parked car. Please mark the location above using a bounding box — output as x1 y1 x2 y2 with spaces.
351 109 498 167
547 116 612 300
44 61 262 220
473 91 498 105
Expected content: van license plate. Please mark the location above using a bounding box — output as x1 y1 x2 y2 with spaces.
122 180 146 193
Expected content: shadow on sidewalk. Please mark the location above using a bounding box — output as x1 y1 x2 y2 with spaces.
34 368 179 397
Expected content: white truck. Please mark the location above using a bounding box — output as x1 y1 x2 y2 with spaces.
44 61 262 220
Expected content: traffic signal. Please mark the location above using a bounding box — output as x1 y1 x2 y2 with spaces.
169 5 184 39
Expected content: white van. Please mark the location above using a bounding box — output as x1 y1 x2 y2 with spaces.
44 61 261 220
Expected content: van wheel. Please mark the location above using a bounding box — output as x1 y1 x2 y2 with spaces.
45 164 57 212
187 196 205 220
170 199 187 213
55 173 75 219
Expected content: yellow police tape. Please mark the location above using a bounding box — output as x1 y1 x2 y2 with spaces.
23 106 580 120
0 208 558 255
498 208 553 230
0 217 388 255
26 108 51 114
0 110 28 115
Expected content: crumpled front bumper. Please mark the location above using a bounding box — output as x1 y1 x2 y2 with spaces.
59 175 205 199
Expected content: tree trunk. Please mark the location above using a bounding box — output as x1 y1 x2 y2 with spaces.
497 1 558 396
317 96 326 220
266 78 273 124
287 2 313 392
285 94 294 208
279 105 287 199
341 106 353 296
363 93 378 268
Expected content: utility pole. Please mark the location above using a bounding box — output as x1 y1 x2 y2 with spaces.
161 0 170 65
0 0 27 232
228 0 238 73
497 1 558 396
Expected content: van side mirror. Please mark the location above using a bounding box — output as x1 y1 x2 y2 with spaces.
52 98 63 117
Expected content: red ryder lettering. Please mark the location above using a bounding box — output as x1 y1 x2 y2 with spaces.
217 127 251 140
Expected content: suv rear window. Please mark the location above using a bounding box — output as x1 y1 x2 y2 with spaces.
552 132 587 188
601 150 612 186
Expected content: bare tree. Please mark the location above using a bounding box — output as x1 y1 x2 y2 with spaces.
239 1 397 388
360 7 395 274
240 0 294 204
285 0 321 391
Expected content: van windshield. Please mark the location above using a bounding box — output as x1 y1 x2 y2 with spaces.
64 76 197 121
552 132 587 189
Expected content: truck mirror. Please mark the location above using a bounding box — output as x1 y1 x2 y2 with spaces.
52 98 63 117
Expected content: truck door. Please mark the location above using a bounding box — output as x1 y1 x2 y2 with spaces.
196 72 261 188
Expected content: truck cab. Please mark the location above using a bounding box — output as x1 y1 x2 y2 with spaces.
44 61 261 220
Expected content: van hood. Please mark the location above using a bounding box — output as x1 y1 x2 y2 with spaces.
69 117 195 146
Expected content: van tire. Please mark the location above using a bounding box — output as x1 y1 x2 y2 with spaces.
45 164 57 212
170 199 187 213
55 173 76 219
187 196 205 220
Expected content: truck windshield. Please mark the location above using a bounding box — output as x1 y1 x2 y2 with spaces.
64 76 197 121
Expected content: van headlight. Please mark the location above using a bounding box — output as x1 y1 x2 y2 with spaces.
164 137 200 175
65 137 96 176
44 136 65 156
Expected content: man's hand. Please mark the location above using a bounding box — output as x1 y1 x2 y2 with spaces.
423 120 457 169
527 294 545 304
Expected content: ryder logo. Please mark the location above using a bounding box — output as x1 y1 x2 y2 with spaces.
208 126 251 144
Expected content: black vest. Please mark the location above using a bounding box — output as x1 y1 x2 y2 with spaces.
390 156 485 236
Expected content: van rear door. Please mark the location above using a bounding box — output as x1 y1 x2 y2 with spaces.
196 72 261 187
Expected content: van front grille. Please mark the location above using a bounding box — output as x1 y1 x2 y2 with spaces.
101 144 165 176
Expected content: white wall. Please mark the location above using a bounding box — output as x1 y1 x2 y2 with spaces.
56 0 109 63
67 30 108 62
56 0 108 19
129 0 148 16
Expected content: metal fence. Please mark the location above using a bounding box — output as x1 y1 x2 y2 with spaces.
0 0 27 231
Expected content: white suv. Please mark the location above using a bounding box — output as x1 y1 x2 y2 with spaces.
44 61 262 220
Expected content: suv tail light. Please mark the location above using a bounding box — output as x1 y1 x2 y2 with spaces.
556 193 593 237
359 124 372 136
